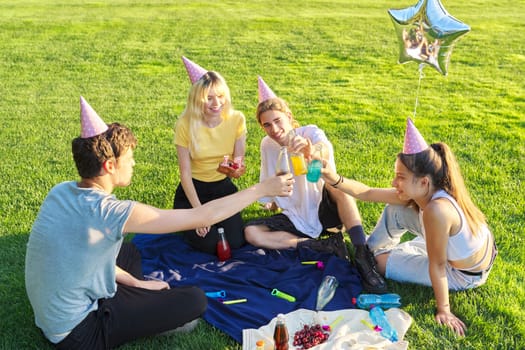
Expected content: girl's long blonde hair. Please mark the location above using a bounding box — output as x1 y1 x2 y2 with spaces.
398 142 487 236
177 71 233 155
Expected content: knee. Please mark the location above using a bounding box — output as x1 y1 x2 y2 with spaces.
329 187 357 207
383 203 413 218
193 288 208 316
244 226 262 246
375 253 389 276
229 235 246 250
183 231 216 255
175 286 207 316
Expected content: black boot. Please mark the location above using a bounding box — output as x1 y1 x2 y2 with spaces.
328 231 350 261
297 232 349 260
354 245 388 294
298 238 332 254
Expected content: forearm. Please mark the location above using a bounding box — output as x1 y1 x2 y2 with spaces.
330 177 402 204
127 182 270 234
330 177 373 199
177 145 201 207
115 266 140 287
116 265 169 290
233 135 246 158
194 183 267 221
180 174 201 208
429 263 450 313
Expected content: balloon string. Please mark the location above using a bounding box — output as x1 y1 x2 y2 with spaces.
413 63 425 120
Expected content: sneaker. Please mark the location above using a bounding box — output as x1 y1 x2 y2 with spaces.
354 245 388 294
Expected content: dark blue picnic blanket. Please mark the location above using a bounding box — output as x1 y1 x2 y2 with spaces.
132 233 362 343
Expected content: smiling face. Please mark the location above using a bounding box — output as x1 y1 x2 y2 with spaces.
392 157 432 202
392 158 417 201
203 87 225 119
188 71 231 125
259 109 294 146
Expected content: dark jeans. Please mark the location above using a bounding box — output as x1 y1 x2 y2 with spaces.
173 177 245 254
54 243 207 350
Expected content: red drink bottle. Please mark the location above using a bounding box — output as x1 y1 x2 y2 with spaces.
216 227 231 261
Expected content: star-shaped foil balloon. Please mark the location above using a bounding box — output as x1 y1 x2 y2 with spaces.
388 0 470 75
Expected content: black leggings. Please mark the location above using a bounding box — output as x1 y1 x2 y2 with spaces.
54 243 207 350
173 177 245 254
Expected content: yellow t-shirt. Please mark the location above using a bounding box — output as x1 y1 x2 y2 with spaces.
175 111 246 182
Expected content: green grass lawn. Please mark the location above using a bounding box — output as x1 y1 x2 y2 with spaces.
0 0 523 349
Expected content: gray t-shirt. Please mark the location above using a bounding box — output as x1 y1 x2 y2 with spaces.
25 181 135 343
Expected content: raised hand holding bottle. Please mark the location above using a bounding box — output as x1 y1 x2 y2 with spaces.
307 144 323 182
276 146 290 176
288 129 307 176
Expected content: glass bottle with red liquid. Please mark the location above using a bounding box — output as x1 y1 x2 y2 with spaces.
216 227 231 261
273 313 289 350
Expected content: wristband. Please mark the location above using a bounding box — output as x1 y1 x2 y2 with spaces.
331 174 343 187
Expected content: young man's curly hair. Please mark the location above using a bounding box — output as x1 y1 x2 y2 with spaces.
72 123 137 178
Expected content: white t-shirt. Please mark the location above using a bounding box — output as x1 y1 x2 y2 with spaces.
259 125 336 238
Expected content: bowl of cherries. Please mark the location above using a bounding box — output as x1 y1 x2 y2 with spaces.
293 323 330 349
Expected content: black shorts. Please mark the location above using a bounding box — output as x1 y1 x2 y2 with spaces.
53 243 207 350
245 186 341 237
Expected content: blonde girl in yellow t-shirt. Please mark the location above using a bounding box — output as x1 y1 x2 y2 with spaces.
174 68 247 254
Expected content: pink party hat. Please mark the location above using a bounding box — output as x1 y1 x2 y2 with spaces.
403 118 428 154
181 56 208 84
257 76 277 103
80 96 108 138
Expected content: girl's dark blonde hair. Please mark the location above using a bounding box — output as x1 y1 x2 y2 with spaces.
256 97 300 128
398 142 487 236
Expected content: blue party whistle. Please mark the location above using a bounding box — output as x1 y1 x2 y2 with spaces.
205 290 226 298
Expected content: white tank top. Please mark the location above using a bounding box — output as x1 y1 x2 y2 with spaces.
423 189 490 261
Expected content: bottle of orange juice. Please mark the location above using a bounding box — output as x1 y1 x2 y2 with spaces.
288 129 307 176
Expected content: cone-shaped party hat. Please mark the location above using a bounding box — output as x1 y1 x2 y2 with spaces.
182 56 208 84
80 96 108 138
403 118 428 154
257 76 277 103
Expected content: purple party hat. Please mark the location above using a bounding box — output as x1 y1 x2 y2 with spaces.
182 56 208 84
257 76 277 103
403 118 428 154
80 96 108 138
